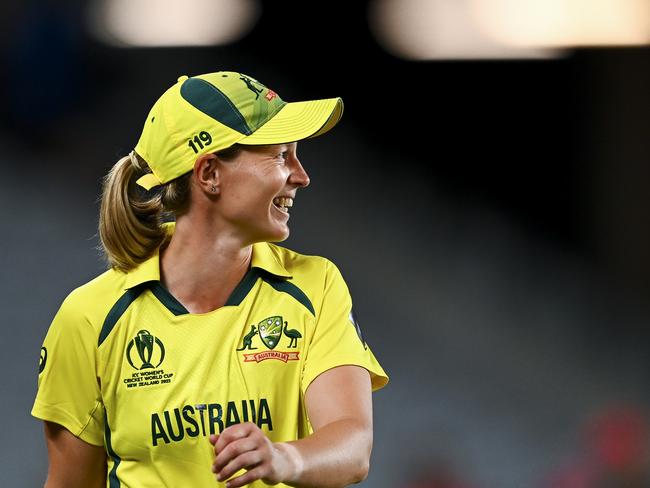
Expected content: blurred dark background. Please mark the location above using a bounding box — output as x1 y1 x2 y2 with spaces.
2 1 649 487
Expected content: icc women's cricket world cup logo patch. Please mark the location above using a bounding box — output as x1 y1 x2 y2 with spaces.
123 330 175 389
238 315 301 363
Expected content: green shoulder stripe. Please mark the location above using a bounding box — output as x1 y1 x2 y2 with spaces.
259 270 315 316
98 284 147 347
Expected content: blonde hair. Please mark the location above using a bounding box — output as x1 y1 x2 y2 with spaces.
98 145 243 272
98 151 191 272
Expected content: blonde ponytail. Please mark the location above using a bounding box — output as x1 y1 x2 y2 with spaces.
98 151 191 272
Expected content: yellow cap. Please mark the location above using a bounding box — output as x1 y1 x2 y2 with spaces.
134 71 343 190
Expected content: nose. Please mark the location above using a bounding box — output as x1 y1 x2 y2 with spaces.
289 156 310 188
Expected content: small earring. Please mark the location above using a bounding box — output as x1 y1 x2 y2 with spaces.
211 185 216 193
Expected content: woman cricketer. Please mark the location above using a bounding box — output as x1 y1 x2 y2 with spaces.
32 71 388 487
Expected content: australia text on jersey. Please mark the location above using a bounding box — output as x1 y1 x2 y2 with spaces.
151 398 273 446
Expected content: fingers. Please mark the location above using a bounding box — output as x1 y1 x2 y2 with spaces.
214 422 256 454
210 423 280 486
212 436 260 475
216 450 263 484
225 466 268 488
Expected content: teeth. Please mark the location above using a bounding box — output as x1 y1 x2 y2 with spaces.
273 197 293 209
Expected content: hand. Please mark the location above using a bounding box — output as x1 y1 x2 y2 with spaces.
209 422 297 487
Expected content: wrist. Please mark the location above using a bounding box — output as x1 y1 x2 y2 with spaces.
274 441 304 484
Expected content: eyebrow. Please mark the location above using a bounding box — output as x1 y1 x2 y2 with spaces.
261 144 287 157
266 142 294 154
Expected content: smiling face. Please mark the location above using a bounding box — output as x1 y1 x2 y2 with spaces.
214 142 310 244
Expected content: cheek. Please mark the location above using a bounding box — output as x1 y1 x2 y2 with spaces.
223 189 260 215
220 166 287 211
222 172 258 201
221 181 272 215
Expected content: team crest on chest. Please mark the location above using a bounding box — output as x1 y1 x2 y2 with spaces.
237 315 301 363
123 329 175 389
259 316 282 349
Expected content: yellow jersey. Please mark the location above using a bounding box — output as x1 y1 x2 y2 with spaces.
32 240 388 487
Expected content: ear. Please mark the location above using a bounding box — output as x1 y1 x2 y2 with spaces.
193 153 220 195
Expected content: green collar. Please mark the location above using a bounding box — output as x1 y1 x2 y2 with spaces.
124 237 291 290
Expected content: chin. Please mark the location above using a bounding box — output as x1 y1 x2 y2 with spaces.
270 228 290 243
254 226 290 244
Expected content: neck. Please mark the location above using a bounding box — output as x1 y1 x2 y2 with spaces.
160 215 253 314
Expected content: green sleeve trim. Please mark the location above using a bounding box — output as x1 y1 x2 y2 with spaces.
104 411 122 488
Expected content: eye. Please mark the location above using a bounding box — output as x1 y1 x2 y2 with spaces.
278 151 288 160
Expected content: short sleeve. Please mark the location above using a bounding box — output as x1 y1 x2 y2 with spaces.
31 292 105 446
301 260 389 394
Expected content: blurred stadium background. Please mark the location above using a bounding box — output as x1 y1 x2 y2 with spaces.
1 1 649 487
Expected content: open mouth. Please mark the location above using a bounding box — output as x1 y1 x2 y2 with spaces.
272 196 293 213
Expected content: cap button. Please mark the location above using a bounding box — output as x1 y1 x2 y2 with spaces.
177 75 189 83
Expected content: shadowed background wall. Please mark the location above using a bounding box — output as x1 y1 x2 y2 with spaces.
1 1 649 487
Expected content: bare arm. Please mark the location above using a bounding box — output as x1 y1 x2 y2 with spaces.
43 421 107 488
281 364 373 487
211 365 373 488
